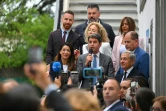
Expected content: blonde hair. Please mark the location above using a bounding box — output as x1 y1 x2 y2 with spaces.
64 89 101 111
84 22 110 43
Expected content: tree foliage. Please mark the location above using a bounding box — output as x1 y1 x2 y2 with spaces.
0 0 54 68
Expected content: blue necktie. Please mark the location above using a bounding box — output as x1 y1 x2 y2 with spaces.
93 55 97 85
93 54 97 68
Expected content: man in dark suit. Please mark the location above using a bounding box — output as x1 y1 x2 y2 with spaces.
75 3 115 51
115 50 145 83
103 78 128 111
117 31 149 80
46 10 80 64
77 33 114 88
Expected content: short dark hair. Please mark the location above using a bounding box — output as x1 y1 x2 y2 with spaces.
87 3 99 10
88 33 102 43
64 10 74 16
136 87 155 111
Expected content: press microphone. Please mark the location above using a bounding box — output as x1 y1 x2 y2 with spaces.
49 62 61 81
88 48 93 67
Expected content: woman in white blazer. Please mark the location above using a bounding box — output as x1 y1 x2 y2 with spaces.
82 22 112 58
112 17 145 75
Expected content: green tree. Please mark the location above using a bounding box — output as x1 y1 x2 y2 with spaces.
0 3 54 68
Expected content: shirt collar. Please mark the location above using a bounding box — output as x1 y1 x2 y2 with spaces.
92 52 100 57
125 66 134 77
61 28 71 33
103 100 120 111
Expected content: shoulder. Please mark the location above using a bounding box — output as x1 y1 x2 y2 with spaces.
75 21 87 29
136 47 149 56
70 30 79 37
101 42 110 47
100 53 111 59
100 21 112 28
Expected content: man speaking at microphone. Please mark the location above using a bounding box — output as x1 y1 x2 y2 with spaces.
77 33 114 88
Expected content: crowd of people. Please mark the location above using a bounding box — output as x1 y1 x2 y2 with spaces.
0 3 165 111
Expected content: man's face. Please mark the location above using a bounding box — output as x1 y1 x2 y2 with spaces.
88 38 101 54
103 79 121 105
61 13 74 30
87 8 100 22
120 53 135 71
120 80 131 99
124 33 138 51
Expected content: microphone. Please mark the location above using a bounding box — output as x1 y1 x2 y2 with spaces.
49 62 61 81
88 48 93 67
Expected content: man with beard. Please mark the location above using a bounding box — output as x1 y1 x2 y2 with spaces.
46 10 80 64
75 3 115 53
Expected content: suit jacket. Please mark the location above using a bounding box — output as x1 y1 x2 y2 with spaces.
107 101 128 111
117 47 149 80
115 67 145 83
75 19 115 48
77 53 114 88
46 29 80 64
112 35 145 74
82 42 112 58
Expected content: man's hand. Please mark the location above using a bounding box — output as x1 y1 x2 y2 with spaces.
74 49 80 60
85 54 93 66
24 62 52 91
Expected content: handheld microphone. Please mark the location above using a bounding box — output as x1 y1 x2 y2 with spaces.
49 62 61 81
88 48 93 67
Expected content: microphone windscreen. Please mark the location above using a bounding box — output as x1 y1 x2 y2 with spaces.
52 62 61 72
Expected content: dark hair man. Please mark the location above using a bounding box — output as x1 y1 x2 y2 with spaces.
77 33 114 88
46 10 80 64
75 3 115 53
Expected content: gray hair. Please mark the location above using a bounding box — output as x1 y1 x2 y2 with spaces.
121 50 136 61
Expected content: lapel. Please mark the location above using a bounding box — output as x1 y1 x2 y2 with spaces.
66 30 74 42
99 53 104 66
128 67 136 78
56 29 63 41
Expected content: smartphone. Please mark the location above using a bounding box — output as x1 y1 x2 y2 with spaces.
60 71 69 87
28 46 43 64
130 81 138 97
83 68 102 78
70 71 79 85
27 46 43 74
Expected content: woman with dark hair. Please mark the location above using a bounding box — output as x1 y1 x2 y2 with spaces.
112 17 144 74
54 42 76 71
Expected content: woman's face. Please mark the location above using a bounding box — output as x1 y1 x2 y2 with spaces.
60 45 71 60
122 19 129 33
87 24 99 36
152 101 164 111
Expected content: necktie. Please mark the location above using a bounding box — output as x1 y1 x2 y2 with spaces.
93 55 97 85
93 54 97 68
123 71 127 80
62 31 67 43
